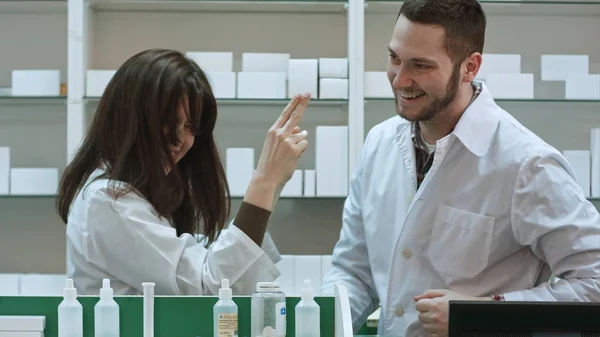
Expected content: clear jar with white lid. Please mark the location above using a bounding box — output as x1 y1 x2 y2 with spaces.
251 282 287 337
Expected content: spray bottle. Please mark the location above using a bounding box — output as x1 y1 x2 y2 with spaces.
95 279 120 337
295 279 320 337
214 279 238 337
58 278 83 337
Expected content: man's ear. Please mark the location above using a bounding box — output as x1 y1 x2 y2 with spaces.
463 52 482 83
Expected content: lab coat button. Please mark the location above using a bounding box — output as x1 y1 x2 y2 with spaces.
395 306 404 317
402 249 412 259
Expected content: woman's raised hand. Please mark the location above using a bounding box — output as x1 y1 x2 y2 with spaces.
242 93 311 211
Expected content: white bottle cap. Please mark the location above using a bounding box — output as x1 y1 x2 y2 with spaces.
256 282 281 293
300 279 313 301
219 279 232 300
64 278 77 300
100 278 113 300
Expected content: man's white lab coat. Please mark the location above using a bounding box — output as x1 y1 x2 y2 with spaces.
66 169 281 295
321 82 600 337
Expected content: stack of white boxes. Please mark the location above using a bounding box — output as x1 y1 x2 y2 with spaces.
225 125 348 198
318 58 349 99
275 255 332 296
239 53 289 99
0 316 45 337
186 52 236 99
0 147 58 196
86 70 117 97
476 54 534 99
562 128 600 199
10 70 61 97
541 54 600 100
364 71 393 98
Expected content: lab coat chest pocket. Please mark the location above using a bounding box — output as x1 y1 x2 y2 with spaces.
428 204 495 278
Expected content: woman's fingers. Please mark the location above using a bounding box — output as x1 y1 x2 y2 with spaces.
288 129 308 144
294 139 309 155
274 94 302 129
283 94 311 133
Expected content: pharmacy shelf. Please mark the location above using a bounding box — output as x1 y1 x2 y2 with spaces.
0 0 66 13
366 0 600 16
84 97 348 106
0 96 67 106
88 0 348 13
0 195 56 199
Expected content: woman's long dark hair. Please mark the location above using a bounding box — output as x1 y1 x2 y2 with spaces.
57 48 230 246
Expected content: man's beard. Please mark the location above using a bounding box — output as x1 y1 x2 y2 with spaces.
396 62 461 122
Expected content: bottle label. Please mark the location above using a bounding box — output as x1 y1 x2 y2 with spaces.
275 302 286 337
218 313 238 337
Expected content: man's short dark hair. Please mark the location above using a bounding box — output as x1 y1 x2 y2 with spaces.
398 0 486 63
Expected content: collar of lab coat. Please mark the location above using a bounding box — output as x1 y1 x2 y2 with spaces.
450 81 501 157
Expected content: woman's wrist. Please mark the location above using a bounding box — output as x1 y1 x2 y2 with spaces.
243 175 279 211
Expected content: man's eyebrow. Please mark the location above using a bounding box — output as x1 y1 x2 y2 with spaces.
410 57 436 64
387 45 396 55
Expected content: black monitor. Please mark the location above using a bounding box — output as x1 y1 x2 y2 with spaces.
449 300 600 337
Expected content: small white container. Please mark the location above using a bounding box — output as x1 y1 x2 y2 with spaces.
58 279 83 337
295 279 320 337
214 279 238 337
94 279 120 337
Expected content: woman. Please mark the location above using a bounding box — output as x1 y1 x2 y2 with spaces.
57 48 311 295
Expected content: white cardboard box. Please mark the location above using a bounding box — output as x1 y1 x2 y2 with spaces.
11 70 60 96
316 126 348 196
0 316 45 332
185 52 233 72
281 170 303 197
288 59 318 98
19 274 66 296
303 169 316 197
563 150 591 198
565 74 600 100
541 55 589 81
319 58 348 78
242 53 290 76
206 72 236 99
86 70 116 97
364 72 393 98
0 274 20 296
319 78 348 99
321 255 333 279
237 72 286 99
591 128 600 198
10 168 58 196
275 255 295 296
476 54 521 81
226 148 254 197
0 332 43 337
486 73 534 99
0 147 9 195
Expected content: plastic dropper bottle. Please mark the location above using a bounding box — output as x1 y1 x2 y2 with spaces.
95 279 120 337
214 279 238 337
295 279 320 337
58 278 83 337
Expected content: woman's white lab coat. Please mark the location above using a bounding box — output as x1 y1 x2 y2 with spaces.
66 169 281 295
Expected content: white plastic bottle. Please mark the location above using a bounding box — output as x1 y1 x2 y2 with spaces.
58 278 83 337
95 279 120 337
295 279 320 337
214 279 238 337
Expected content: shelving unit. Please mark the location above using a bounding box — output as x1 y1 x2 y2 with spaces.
0 0 598 275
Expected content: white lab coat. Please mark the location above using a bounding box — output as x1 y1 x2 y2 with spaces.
321 82 600 337
66 169 281 295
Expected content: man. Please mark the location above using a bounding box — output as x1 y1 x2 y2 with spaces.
320 0 600 336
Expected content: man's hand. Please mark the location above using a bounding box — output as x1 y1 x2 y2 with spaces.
414 289 489 337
